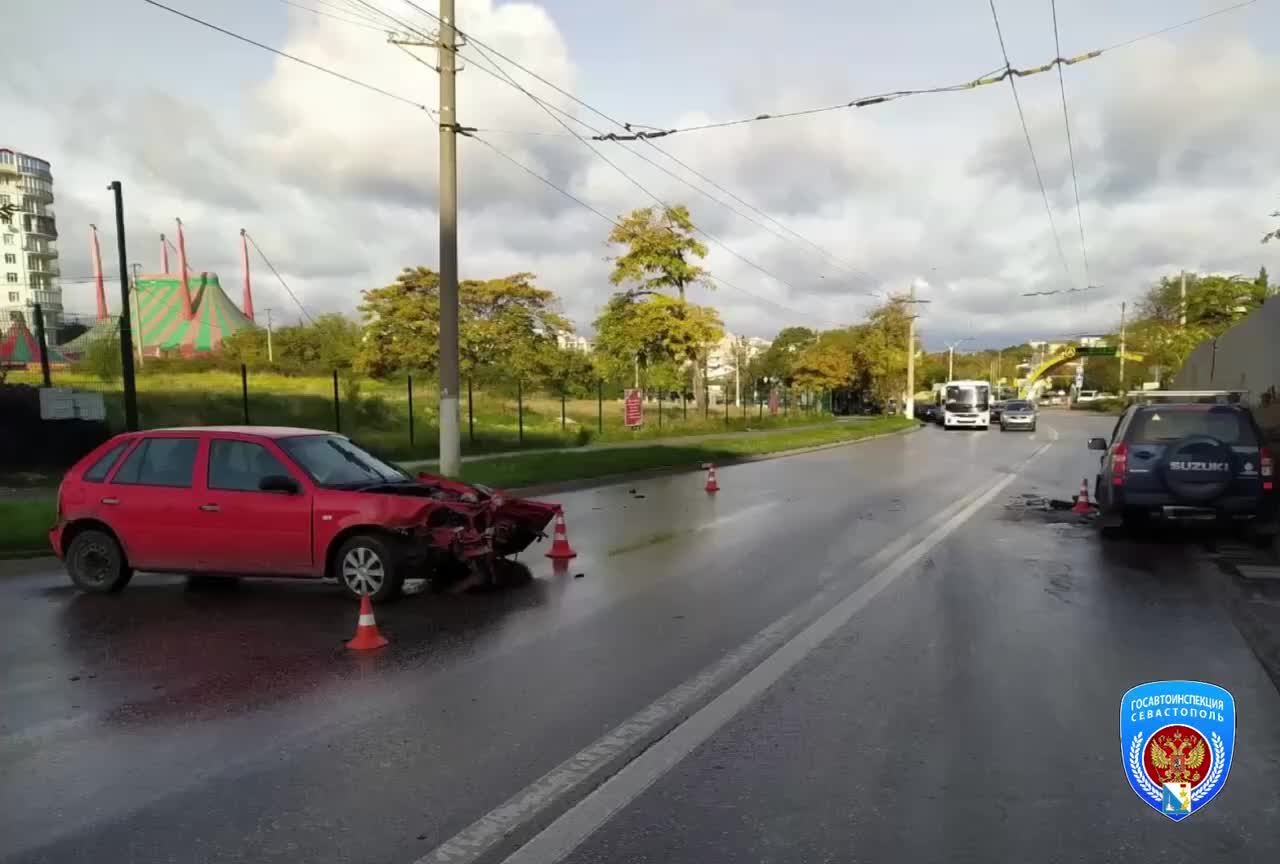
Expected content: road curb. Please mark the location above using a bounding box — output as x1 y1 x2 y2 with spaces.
507 422 923 498
0 554 59 576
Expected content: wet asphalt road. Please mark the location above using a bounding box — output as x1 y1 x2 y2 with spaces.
3 413 1279 864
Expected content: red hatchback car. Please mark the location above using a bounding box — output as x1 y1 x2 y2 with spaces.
50 427 560 600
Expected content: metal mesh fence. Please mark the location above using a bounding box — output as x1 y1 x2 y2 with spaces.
4 310 837 463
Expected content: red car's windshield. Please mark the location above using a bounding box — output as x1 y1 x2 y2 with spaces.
278 435 409 487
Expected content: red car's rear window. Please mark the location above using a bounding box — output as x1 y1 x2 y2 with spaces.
82 440 132 482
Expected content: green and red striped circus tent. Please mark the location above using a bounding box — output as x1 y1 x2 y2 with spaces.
1 314 69 368
131 273 254 355
63 272 256 358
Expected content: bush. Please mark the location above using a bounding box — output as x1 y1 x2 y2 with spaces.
84 335 123 382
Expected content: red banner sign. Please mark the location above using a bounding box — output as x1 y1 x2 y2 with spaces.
768 388 780 416
624 388 643 427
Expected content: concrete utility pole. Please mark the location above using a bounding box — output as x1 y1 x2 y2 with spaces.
1119 301 1127 389
264 307 275 363
905 283 916 417
437 0 462 476
1180 270 1187 329
130 263 144 368
734 338 742 408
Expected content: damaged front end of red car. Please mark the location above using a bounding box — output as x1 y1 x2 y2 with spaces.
393 474 559 576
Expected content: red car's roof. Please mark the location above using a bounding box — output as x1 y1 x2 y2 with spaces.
140 426 337 439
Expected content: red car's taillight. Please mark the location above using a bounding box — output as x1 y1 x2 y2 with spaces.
1111 442 1128 486
1262 446 1274 492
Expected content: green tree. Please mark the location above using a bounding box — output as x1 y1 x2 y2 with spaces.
84 332 123 382
271 313 362 373
357 268 570 383
357 267 442 377
592 292 722 395
607 205 715 407
1138 272 1264 333
790 337 854 391
542 344 599 398
759 326 817 385
219 327 270 367
459 273 569 388
852 299 911 405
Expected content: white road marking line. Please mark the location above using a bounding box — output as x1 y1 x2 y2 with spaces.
704 500 777 530
417 493 979 864
499 468 1027 864
417 427 1057 864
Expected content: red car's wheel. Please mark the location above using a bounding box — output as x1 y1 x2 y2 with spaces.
66 528 133 594
336 534 404 603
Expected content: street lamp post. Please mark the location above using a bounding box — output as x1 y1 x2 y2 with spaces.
945 338 973 380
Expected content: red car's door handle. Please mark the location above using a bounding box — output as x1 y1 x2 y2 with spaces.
198 503 220 512
100 497 119 505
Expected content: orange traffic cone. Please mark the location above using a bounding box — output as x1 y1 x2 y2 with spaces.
546 509 578 559
704 463 720 493
346 594 388 650
1072 477 1092 514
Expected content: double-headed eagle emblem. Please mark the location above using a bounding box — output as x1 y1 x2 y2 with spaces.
1150 730 1206 784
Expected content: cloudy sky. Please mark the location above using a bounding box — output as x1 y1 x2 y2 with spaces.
5 0 1278 348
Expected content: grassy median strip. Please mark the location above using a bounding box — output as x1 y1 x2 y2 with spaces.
460 415 916 490
0 497 56 557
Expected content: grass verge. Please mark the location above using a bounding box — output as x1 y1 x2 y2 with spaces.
459 415 916 490
0 497 56 558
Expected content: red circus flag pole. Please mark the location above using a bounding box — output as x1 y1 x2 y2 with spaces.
239 229 255 321
175 218 194 320
90 224 107 321
160 233 169 273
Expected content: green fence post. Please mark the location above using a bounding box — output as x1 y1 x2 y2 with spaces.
240 363 250 424
517 379 524 446
407 374 414 447
33 303 51 388
561 389 566 430
468 377 475 444
597 379 603 434
332 369 341 433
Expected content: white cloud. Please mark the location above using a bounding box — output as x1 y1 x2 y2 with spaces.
4 0 1278 351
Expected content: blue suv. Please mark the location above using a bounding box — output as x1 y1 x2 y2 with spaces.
1088 395 1276 541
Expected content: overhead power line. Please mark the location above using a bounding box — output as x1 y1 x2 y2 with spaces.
1099 0 1258 52
243 231 314 323
466 132 848 328
637 138 878 282
456 42 878 289
273 0 391 31
1051 0 1090 288
585 0 1261 142
988 0 1074 288
461 38 857 317
396 0 635 132
141 0 436 114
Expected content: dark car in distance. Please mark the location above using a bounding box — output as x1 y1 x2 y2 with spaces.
1088 396 1275 541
